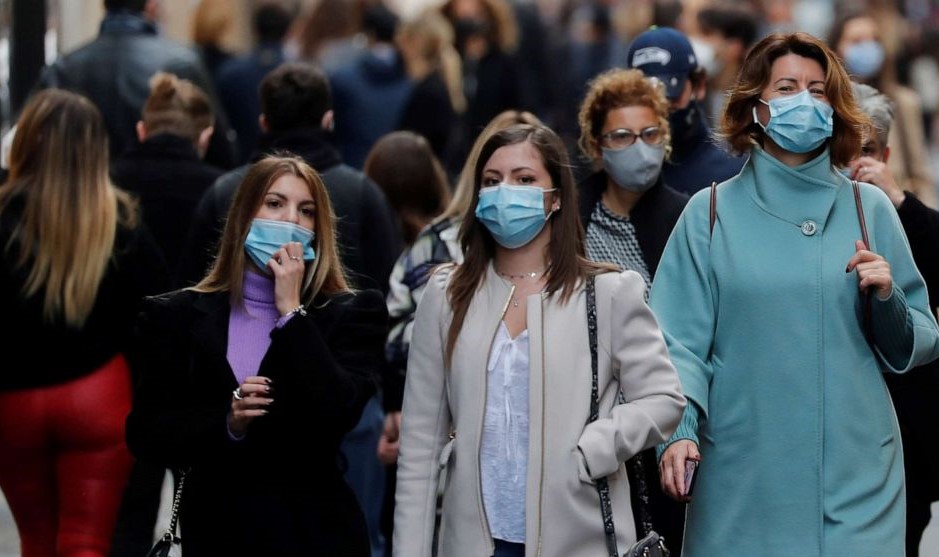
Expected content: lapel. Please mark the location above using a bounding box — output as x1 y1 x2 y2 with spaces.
191 291 238 390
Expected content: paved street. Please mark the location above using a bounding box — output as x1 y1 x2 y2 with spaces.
0 480 937 556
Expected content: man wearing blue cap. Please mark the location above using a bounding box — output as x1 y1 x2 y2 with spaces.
627 26 745 194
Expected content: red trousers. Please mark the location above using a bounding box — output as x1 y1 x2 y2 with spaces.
0 355 134 557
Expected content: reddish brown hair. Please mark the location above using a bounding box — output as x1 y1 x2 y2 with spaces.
718 32 868 167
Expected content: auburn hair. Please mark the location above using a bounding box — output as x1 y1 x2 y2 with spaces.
141 72 214 143
718 32 868 167
444 124 613 364
194 155 350 306
577 68 673 161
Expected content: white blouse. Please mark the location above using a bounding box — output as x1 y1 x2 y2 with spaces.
480 320 530 543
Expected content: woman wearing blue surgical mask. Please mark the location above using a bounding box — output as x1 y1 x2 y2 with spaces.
575 68 691 554
829 11 936 209
652 33 939 556
393 123 685 557
126 155 388 557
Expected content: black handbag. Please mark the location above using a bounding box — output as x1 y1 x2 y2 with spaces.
145 470 187 557
585 277 669 557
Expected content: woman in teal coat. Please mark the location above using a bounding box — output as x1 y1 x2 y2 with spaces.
651 33 939 556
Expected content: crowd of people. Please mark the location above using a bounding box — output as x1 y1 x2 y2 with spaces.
2 0 939 556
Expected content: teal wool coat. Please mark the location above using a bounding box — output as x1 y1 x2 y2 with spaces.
649 147 939 556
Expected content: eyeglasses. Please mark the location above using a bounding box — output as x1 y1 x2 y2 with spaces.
598 126 665 150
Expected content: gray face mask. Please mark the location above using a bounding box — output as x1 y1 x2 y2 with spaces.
602 142 666 193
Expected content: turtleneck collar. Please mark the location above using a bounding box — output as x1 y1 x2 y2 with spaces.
243 269 275 304
744 145 846 229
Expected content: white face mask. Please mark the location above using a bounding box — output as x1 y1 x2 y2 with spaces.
601 141 666 193
689 36 723 77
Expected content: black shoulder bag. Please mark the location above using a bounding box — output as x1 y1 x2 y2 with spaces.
585 277 669 557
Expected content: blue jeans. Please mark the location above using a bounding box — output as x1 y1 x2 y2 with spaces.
341 395 386 557
492 539 525 557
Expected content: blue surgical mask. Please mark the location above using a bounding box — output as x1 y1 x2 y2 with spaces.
245 218 316 274
475 184 557 249
844 41 884 80
752 89 834 153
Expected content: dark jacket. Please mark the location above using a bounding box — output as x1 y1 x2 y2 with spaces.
884 191 939 500
0 194 167 391
578 169 689 554
578 170 689 278
37 12 236 170
399 72 455 162
329 49 413 169
126 287 386 556
178 129 402 293
215 43 285 163
663 106 745 196
111 133 223 284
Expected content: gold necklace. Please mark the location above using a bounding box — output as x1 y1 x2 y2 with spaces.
497 269 545 308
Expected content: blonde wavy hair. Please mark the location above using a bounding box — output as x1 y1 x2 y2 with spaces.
0 89 137 327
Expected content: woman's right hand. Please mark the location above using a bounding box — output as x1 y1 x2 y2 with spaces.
228 376 274 438
659 439 701 502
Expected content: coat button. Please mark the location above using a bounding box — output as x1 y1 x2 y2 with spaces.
801 220 818 236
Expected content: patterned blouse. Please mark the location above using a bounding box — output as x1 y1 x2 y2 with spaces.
585 201 652 296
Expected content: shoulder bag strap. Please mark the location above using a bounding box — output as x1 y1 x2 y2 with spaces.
585 276 619 557
161 469 187 543
709 181 718 237
852 180 874 343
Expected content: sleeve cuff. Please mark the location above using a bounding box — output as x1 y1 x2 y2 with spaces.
656 401 701 462
871 285 914 368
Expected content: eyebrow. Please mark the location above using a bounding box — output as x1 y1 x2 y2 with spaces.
774 77 825 86
266 192 315 205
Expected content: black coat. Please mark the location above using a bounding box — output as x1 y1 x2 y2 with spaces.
884 192 939 500
37 13 236 170
178 129 402 292
111 133 223 285
578 170 689 279
126 287 387 556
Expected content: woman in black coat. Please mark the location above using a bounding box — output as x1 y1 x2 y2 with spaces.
126 155 388 556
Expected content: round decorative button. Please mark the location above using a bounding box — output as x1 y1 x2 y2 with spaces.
801 220 818 236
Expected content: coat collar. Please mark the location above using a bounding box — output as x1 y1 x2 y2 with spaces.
745 145 843 228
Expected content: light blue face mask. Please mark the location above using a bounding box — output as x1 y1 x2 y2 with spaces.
244 218 316 274
752 89 834 154
475 184 557 249
844 41 884 80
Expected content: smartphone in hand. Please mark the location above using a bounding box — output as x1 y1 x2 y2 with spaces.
683 458 700 498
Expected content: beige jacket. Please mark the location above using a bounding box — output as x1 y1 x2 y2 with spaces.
394 265 685 557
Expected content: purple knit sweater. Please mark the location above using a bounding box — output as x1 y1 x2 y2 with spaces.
227 270 281 384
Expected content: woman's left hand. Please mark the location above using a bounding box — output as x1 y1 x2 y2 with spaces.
268 241 306 316
845 240 893 300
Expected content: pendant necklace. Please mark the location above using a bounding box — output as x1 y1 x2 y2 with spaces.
497 269 545 308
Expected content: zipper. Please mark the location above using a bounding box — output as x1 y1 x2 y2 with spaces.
476 283 515 555
535 292 547 557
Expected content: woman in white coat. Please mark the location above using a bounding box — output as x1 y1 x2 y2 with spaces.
393 123 685 557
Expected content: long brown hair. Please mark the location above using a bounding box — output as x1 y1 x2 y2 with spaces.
445 124 612 363
718 32 867 167
0 89 137 327
364 131 451 246
194 155 350 306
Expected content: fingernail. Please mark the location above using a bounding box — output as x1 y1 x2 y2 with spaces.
264 378 272 385
845 265 850 273
260 410 269 415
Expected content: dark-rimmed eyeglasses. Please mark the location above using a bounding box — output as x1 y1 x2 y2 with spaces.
598 126 665 150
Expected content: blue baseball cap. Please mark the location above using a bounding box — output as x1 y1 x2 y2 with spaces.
626 26 698 100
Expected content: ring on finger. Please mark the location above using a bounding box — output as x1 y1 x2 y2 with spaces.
233 388 244 401
289 255 302 261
